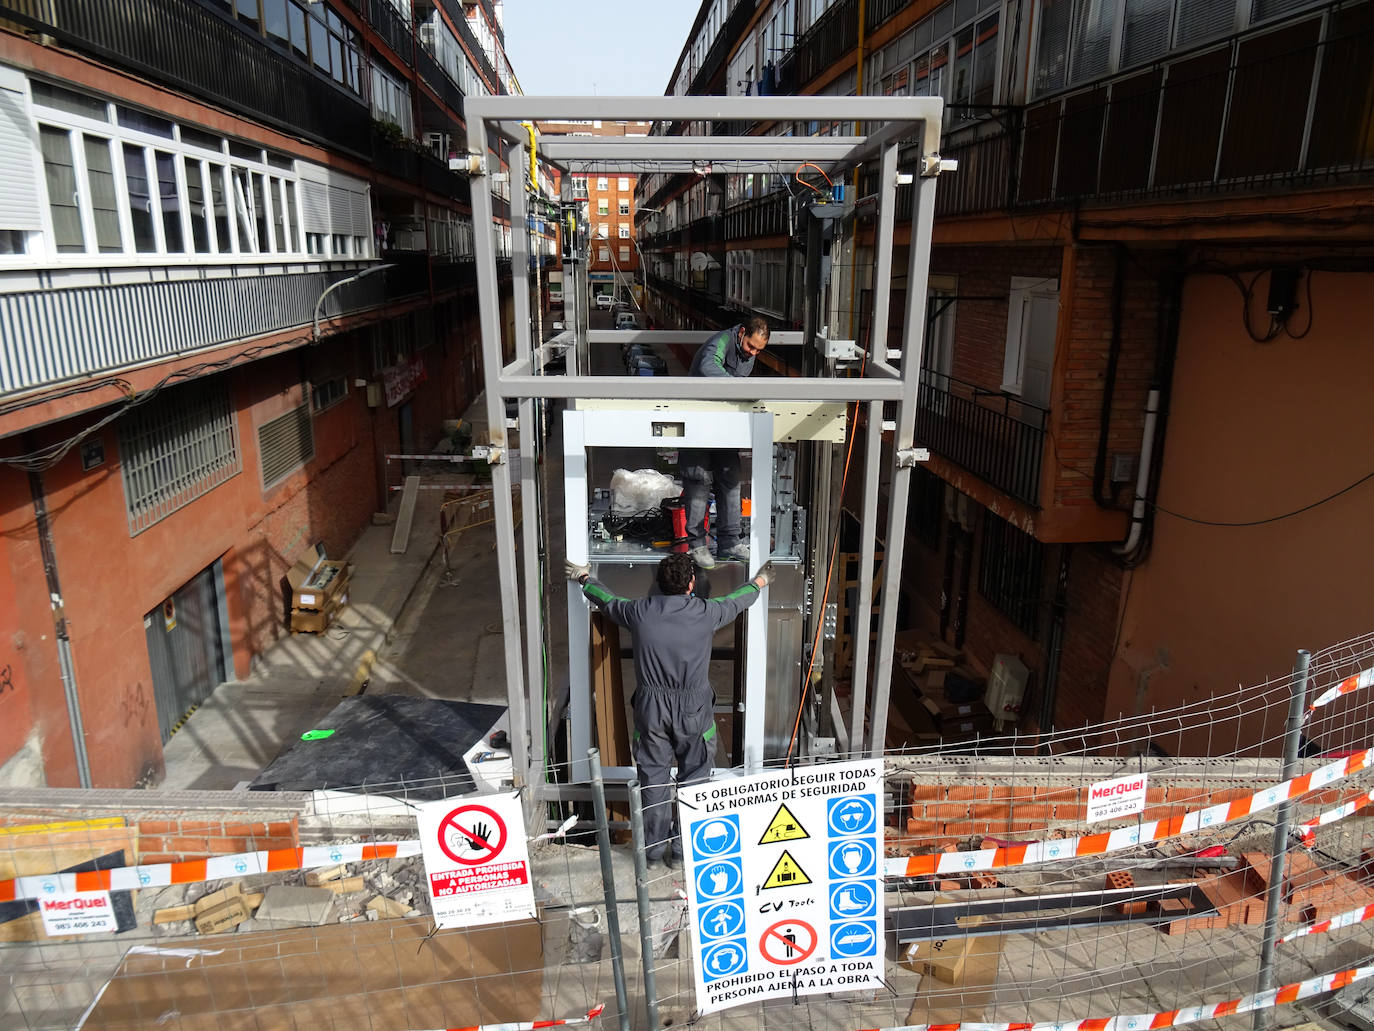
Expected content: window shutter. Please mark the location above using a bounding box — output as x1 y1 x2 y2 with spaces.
1121 0 1174 67
300 178 330 234
1034 0 1074 96
1176 0 1236 47
258 403 315 489
0 70 43 231
1069 0 1117 84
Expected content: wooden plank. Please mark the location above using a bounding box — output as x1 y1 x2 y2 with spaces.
590 613 631 840
390 474 421 554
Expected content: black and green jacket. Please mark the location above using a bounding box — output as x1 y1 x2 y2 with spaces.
688 324 755 378
581 578 763 693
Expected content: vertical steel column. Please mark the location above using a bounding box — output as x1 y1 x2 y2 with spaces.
589 749 632 1031
627 779 661 1031
1254 649 1311 1030
849 142 900 753
743 410 774 771
564 411 593 780
868 146 941 758
470 125 531 791
509 143 547 804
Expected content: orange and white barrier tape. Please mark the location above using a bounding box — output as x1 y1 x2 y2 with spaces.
419 1004 605 1031
0 840 421 904
1309 668 1374 712
862 963 1374 1031
1279 903 1374 943
885 747 1369 879
1296 787 1374 846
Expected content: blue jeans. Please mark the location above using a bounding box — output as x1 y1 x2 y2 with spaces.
679 448 741 552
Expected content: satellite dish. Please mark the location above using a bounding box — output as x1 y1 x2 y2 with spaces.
690 251 720 271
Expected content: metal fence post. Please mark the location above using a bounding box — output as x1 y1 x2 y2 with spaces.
1254 649 1310 1030
628 780 661 1031
589 749 632 1031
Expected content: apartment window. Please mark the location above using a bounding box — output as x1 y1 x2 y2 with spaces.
618 177 629 191
596 177 608 190
258 402 315 489
597 199 609 216
118 378 241 535
598 246 610 261
618 224 630 239
978 511 1043 639
619 246 630 261
618 199 630 215
38 127 84 252
597 223 609 239
312 376 348 413
1002 277 1059 408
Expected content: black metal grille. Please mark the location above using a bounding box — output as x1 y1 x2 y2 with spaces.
908 463 944 552
978 510 1044 640
916 370 1046 508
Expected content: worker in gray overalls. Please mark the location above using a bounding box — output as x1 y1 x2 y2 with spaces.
567 552 773 865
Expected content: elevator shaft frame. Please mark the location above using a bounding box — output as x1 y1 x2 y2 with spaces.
463 94 945 808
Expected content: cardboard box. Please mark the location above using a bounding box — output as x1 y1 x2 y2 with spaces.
900 915 1005 985
286 546 352 612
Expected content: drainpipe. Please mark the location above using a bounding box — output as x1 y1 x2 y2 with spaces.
1093 244 1126 509
27 467 92 788
1037 544 1073 736
1111 388 1160 557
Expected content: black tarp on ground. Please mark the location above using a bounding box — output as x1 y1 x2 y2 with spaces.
249 695 505 800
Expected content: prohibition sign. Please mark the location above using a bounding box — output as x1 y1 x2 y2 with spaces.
437 804 507 865
758 918 817 966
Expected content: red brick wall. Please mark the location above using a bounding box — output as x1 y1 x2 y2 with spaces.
1055 545 1125 729
137 814 299 865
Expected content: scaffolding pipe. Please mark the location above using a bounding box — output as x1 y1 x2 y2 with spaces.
1254 650 1310 1029
589 749 632 1031
627 780 661 1031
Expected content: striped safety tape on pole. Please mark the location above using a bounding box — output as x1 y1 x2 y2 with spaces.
859 964 1374 1031
1308 668 1374 712
1279 903 1374 943
0 841 423 904
885 747 1370 879
1295 787 1374 846
419 1003 605 1031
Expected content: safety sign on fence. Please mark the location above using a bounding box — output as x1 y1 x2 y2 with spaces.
416 791 536 929
678 759 885 1014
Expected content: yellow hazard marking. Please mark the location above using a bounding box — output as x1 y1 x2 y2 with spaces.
759 803 809 845
762 849 811 889
0 817 124 837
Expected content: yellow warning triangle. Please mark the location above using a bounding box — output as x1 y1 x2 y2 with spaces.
762 849 812 889
759 803 810 845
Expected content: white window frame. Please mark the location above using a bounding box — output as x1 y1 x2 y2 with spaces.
1001 276 1059 396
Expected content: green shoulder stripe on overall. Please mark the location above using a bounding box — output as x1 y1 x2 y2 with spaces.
583 582 625 605
707 583 759 604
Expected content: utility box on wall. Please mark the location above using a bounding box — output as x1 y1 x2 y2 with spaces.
986 654 1030 725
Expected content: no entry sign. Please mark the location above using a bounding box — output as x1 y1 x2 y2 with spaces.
416 792 535 929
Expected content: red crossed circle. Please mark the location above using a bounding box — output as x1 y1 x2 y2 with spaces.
758 919 817 965
437 804 507 866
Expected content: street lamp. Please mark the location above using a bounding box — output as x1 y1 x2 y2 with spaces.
312 263 397 343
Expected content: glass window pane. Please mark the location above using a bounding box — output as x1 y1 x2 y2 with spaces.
953 26 975 106
288 1 308 59
972 15 999 104
231 168 256 250
331 33 344 83
83 135 123 252
1070 0 1116 83
272 176 287 252
235 0 260 30
309 13 330 72
32 81 109 121
1176 0 1234 47
154 150 184 252
117 106 173 137
1034 0 1072 96
121 143 156 252
251 172 270 252
285 183 299 253
208 163 232 252
263 0 288 42
40 126 84 252
183 157 212 253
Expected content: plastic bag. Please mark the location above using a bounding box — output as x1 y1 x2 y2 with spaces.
609 468 680 515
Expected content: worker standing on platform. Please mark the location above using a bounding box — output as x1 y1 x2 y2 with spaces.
682 316 770 569
566 552 774 866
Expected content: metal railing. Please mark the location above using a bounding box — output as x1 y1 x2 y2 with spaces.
723 191 791 240
364 0 412 61
916 369 1046 507
0 0 372 158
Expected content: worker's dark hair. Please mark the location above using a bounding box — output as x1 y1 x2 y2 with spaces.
657 553 696 595
743 316 771 340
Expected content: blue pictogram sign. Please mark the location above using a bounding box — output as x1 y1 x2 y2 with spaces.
830 920 878 958
827 795 876 836
827 838 876 879
691 815 740 859
698 899 746 941
695 858 743 902
701 938 749 981
828 879 877 920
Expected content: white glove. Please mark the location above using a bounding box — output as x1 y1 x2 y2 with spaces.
565 560 591 583
752 561 777 588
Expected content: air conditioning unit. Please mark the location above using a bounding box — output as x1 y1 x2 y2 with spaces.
418 21 436 48
424 132 451 161
986 654 1030 723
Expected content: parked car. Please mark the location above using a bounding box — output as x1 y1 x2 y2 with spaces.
595 293 615 309
623 342 654 362
615 311 640 330
627 353 667 375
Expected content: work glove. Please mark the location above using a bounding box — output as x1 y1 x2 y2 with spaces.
752 561 777 589
565 560 591 584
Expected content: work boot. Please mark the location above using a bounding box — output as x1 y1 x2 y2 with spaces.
689 545 715 569
719 542 749 562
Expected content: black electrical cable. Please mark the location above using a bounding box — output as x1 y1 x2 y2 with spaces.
1146 467 1374 528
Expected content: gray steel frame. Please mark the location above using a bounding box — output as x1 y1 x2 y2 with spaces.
464 93 945 809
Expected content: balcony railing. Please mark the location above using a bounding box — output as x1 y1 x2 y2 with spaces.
724 192 791 240
0 265 418 396
0 0 371 157
916 370 1046 508
364 0 412 61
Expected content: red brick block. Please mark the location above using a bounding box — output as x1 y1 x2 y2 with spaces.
943 822 976 838
1007 803 1051 821
948 786 989 802
929 803 970 819
267 820 297 839
137 820 178 835
909 784 945 802
166 836 209 854
971 803 1013 820
139 853 177 865
222 822 269 838
205 837 249 854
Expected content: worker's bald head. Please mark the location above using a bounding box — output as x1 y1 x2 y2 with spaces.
657 553 696 595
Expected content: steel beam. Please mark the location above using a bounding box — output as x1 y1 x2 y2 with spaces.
538 138 862 162
495 373 907 402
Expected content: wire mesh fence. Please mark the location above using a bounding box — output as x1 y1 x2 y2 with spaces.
0 632 1372 1030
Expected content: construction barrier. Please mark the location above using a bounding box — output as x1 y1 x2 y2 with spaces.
1308 666 1374 711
